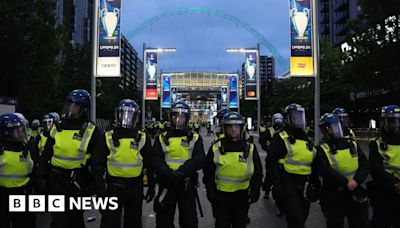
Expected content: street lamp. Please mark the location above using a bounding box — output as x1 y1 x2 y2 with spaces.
142 43 176 129
226 44 261 132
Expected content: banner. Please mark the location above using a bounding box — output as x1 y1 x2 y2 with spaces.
145 51 158 100
289 0 314 76
171 87 178 103
221 86 228 106
228 74 239 108
96 0 121 77
244 52 258 100
161 74 171 108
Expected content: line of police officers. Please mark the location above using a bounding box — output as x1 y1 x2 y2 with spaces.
0 88 399 228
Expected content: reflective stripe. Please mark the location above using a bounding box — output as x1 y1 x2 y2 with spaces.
0 174 27 179
160 132 198 163
77 123 95 159
165 158 186 165
283 160 312 166
106 131 118 163
383 164 400 172
53 153 85 161
268 127 275 137
322 143 340 171
216 176 249 184
108 161 142 168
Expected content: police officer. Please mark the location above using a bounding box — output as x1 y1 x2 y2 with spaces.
92 99 155 228
31 112 60 162
0 113 35 227
317 113 369 228
30 119 41 138
369 105 400 228
37 89 101 228
262 113 284 200
215 109 231 139
203 112 262 228
267 103 319 228
152 101 205 228
332 107 356 140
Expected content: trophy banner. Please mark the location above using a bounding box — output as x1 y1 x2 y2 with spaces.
161 74 171 108
228 74 239 108
96 0 121 77
145 51 158 100
244 52 258 100
289 0 314 77
221 86 228 105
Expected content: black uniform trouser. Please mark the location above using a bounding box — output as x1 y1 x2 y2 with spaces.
100 180 143 228
320 188 370 228
48 167 93 228
371 188 400 228
215 190 248 228
280 182 310 228
0 186 36 228
154 185 198 228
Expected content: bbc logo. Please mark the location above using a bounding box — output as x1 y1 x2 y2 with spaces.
9 195 65 212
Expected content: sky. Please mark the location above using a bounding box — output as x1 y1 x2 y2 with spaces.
121 0 290 75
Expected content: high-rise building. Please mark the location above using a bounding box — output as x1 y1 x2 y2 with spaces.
120 36 143 99
319 0 361 46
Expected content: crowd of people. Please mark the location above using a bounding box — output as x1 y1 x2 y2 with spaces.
0 88 399 228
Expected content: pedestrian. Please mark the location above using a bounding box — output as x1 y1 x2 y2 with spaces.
0 113 36 228
268 103 319 228
203 111 262 228
152 101 205 228
317 113 370 228
92 99 155 228
36 89 101 228
369 105 400 228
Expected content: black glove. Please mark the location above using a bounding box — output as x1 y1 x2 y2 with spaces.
271 184 285 200
96 183 107 197
249 189 260 204
145 186 156 203
305 183 319 202
206 189 218 204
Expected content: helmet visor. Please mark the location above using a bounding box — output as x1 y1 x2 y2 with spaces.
383 117 400 134
9 126 28 143
325 121 344 139
337 114 350 128
115 106 139 129
223 124 243 141
288 109 306 129
42 118 54 133
62 102 83 120
170 110 190 130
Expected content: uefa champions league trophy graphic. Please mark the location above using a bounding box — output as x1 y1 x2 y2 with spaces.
101 2 120 40
146 57 157 81
291 7 310 39
172 92 177 102
245 55 256 81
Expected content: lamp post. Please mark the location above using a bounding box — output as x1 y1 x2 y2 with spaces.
226 44 261 132
142 43 176 129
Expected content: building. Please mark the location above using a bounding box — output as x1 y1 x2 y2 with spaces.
120 35 143 99
319 0 361 46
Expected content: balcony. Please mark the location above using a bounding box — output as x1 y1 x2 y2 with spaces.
335 11 348 24
334 0 348 12
320 2 329 13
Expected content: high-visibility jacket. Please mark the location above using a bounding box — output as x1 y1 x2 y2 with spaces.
278 131 316 175
259 126 266 133
268 127 275 137
0 150 33 188
105 130 145 178
50 122 96 169
212 140 254 192
375 137 400 180
159 132 199 171
320 142 359 179
38 133 48 156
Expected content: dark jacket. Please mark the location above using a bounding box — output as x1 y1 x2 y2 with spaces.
317 138 369 188
369 133 400 190
91 127 154 190
152 129 206 187
203 137 263 194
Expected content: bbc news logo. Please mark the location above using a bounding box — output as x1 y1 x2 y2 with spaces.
9 195 118 212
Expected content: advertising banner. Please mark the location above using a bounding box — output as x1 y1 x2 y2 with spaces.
145 51 158 100
289 0 314 76
244 52 258 100
221 86 228 106
96 0 121 77
171 87 178 103
228 74 239 108
161 74 171 108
